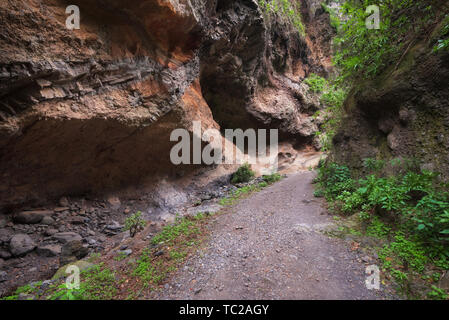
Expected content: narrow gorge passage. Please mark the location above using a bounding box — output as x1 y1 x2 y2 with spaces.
152 171 392 300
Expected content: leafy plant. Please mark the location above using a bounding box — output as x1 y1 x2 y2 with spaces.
366 216 392 238
316 160 449 248
427 285 448 300
123 211 146 237
48 264 117 300
333 0 441 83
262 172 282 184
231 163 255 184
304 73 327 93
151 216 200 245
363 158 386 173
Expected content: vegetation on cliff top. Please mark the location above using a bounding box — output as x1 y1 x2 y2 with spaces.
333 0 444 83
307 0 448 153
258 0 305 36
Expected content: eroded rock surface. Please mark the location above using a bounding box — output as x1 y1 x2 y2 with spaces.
0 0 331 210
331 23 449 178
0 0 333 297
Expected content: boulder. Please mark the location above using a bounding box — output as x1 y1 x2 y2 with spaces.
13 210 53 224
60 240 88 265
0 216 6 228
0 228 12 244
44 228 58 236
107 196 121 209
9 234 36 257
161 213 175 224
0 270 7 282
0 249 11 259
17 293 35 300
52 260 94 280
52 232 82 244
387 128 401 151
117 249 132 257
69 216 85 225
59 197 69 207
40 216 55 225
378 118 395 134
36 245 62 257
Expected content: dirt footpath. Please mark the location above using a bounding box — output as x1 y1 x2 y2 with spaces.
152 171 395 300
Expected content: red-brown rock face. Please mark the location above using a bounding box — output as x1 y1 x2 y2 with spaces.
0 0 332 210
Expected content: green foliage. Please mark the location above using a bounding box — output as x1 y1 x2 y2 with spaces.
304 73 327 93
134 213 207 287
379 232 428 273
219 184 264 206
123 211 146 237
316 160 449 249
151 216 200 245
48 263 117 300
321 2 340 31
132 249 166 285
427 285 449 300
305 73 347 151
258 0 305 36
434 14 449 52
333 0 441 83
114 252 128 261
316 159 449 297
366 216 392 238
316 162 354 200
262 172 282 184
412 193 449 242
363 158 385 172
231 163 255 184
317 159 449 245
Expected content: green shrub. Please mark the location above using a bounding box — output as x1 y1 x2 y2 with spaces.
427 285 449 300
366 216 392 238
363 158 386 172
321 3 340 31
231 163 255 184
315 162 353 200
262 172 282 184
412 194 449 242
304 73 327 93
379 232 428 273
316 160 449 249
123 211 146 237
49 264 117 300
333 0 441 83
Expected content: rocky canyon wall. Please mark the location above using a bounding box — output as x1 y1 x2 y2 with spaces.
0 0 332 211
330 18 449 178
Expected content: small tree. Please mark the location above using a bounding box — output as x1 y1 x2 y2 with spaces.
231 163 255 184
123 211 146 237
